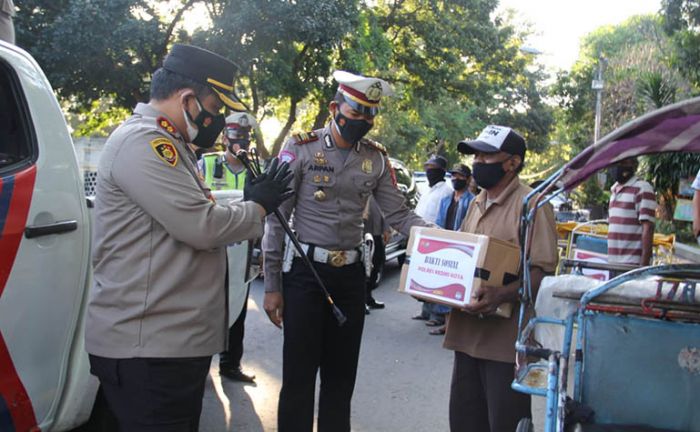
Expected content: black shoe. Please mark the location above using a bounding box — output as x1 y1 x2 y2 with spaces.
365 305 371 315
220 366 256 383
367 298 385 309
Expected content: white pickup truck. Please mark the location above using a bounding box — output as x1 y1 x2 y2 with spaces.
0 40 250 432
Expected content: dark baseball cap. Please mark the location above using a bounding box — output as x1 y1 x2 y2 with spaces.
424 155 448 170
457 125 526 158
448 163 471 177
163 44 245 111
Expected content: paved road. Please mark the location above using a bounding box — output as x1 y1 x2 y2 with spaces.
200 260 544 431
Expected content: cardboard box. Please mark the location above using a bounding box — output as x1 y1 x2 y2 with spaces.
399 227 521 318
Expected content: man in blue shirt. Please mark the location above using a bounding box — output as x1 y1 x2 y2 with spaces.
427 163 474 335
436 163 474 230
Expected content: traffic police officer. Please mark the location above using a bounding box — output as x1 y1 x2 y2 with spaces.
85 44 292 431
262 70 432 431
199 112 256 190
199 112 258 383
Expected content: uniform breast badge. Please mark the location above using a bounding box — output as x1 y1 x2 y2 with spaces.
362 159 373 174
314 152 328 166
314 188 327 201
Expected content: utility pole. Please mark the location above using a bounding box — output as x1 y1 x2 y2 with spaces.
592 55 608 143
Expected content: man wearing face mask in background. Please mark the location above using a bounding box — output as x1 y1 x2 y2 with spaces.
412 155 453 322
426 164 475 335
198 112 258 383
415 155 453 224
85 44 294 431
263 70 432 431
607 157 656 266
444 125 558 432
199 112 256 191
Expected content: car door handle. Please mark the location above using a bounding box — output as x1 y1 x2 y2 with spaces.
24 220 78 239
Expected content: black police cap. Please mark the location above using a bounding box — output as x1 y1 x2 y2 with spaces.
163 44 245 111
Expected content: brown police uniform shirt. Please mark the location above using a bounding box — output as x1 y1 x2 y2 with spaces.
86 103 264 358
443 176 558 363
262 124 430 293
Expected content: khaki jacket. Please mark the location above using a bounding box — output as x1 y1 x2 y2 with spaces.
86 103 264 358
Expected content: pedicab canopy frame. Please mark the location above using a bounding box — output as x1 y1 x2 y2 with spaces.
518 96 700 310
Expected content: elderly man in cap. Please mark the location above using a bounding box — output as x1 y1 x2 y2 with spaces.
262 70 432 431
85 44 293 431
444 125 558 431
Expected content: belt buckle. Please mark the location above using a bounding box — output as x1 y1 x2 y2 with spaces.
328 250 346 267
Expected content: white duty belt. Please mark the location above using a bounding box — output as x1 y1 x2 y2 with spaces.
297 243 361 267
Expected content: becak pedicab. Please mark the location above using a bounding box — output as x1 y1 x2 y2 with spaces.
512 97 700 432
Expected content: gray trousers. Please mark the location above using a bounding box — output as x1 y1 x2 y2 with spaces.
0 12 14 44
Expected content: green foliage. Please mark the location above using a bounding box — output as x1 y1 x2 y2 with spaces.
14 0 553 157
14 0 170 110
662 0 700 90
68 98 131 138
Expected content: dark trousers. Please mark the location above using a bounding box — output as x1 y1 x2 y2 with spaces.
89 354 212 432
365 234 385 300
449 351 531 432
278 258 366 432
220 286 249 369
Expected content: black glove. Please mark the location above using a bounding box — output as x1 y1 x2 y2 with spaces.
244 157 294 214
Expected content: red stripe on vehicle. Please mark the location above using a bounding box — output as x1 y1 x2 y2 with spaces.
0 166 36 296
0 165 39 431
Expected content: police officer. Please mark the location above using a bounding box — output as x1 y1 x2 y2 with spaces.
199 112 258 383
262 70 432 432
85 44 293 431
199 112 256 190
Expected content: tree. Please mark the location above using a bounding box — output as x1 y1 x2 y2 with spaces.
14 0 197 111
551 14 694 212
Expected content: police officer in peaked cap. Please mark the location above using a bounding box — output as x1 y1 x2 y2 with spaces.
85 44 293 431
262 70 434 431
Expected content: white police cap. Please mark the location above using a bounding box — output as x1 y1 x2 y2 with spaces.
333 70 394 116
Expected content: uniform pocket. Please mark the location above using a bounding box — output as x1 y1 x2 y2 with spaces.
353 176 377 196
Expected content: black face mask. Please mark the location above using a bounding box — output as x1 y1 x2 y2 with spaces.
426 168 446 187
609 165 635 184
334 110 373 144
227 139 250 153
452 178 468 191
472 161 506 189
185 98 225 148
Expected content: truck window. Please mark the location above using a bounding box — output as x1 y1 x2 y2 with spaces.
0 59 35 171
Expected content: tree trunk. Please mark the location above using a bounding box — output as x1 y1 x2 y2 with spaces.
312 99 329 130
271 98 299 156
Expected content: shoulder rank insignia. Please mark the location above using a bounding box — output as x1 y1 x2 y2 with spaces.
362 139 388 155
156 116 179 138
150 137 179 167
292 131 319 145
